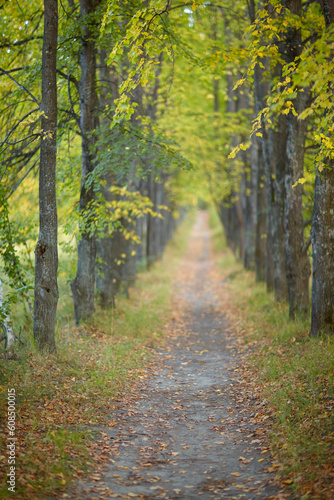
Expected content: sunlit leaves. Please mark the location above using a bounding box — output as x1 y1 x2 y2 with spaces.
237 0 334 169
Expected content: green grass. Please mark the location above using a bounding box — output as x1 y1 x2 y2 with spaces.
0 215 194 499
209 208 334 498
209 207 227 253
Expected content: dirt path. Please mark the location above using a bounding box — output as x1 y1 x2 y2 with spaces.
65 212 287 500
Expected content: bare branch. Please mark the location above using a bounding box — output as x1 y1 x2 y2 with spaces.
302 236 312 254
56 69 79 91
0 67 40 106
4 144 40 168
0 38 42 49
6 155 40 200
0 107 39 149
5 133 40 146
67 74 82 132
0 66 29 75
1 132 40 159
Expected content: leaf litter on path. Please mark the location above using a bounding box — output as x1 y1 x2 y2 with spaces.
60 212 292 500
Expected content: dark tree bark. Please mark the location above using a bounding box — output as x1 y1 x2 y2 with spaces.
1 279 15 349
33 0 59 352
147 176 159 268
311 164 334 334
238 87 255 270
255 141 267 282
121 82 145 290
270 116 288 302
248 0 270 285
310 0 334 335
319 0 334 27
283 0 311 317
284 91 310 317
251 0 289 297
95 48 119 308
71 0 98 324
258 103 275 292
253 64 274 288
243 166 256 270
245 134 258 271
159 179 169 255
145 57 164 268
135 210 145 262
108 218 129 296
218 57 246 262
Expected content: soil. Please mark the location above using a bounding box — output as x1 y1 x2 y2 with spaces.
62 212 290 500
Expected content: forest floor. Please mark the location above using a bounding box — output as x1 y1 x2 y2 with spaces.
60 212 290 500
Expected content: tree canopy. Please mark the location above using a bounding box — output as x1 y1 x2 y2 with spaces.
1 0 334 352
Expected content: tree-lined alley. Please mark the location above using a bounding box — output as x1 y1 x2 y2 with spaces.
1 1 334 497
1 0 334 352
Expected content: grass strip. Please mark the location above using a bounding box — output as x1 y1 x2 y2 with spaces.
0 215 194 499
209 208 334 499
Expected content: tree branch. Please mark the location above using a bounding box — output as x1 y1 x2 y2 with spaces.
56 69 79 91
0 107 39 149
0 66 29 75
5 133 40 147
67 74 82 132
302 236 312 254
0 38 42 49
6 155 40 200
0 68 40 106
1 134 40 160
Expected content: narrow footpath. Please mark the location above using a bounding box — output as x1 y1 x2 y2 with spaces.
65 212 288 500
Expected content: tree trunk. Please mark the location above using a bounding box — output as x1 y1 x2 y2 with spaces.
243 167 256 270
112 218 131 296
255 141 267 282
253 58 274 291
145 56 163 268
147 175 158 268
244 135 258 271
310 0 334 335
271 116 288 302
0 279 15 349
247 136 259 271
95 48 119 308
33 0 58 352
160 181 169 255
71 0 98 325
135 211 145 263
283 0 310 317
284 92 310 317
261 120 275 292
249 0 272 287
311 163 334 334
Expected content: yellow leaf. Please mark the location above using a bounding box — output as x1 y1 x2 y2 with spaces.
292 177 306 188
